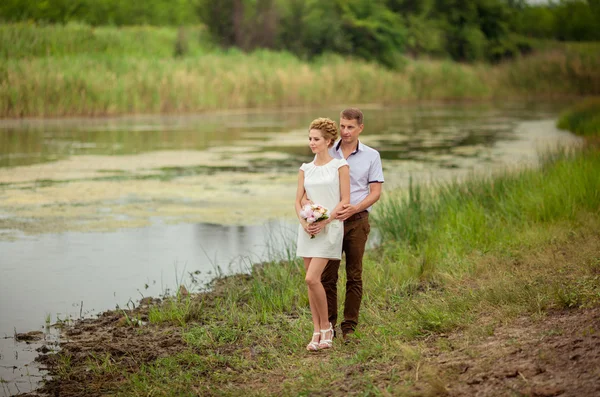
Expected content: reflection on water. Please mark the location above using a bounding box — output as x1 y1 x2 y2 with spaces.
0 219 296 332
0 111 308 168
0 102 566 169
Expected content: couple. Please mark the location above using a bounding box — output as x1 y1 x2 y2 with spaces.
295 108 384 351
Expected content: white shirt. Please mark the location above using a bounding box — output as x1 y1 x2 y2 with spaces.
329 139 384 212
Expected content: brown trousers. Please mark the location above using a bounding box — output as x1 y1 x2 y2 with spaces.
321 211 370 334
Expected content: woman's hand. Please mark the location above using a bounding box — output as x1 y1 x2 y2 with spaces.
306 219 329 236
301 221 312 236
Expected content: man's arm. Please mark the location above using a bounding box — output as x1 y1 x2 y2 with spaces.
300 191 312 207
336 182 382 221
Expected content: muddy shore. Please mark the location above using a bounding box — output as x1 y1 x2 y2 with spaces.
19 281 600 396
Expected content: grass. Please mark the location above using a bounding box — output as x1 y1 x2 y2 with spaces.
498 43 600 98
148 297 203 327
371 147 600 273
1 23 599 118
557 97 600 136
0 23 211 59
99 143 600 395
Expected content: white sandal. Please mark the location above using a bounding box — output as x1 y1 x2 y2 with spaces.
318 323 333 350
306 332 320 351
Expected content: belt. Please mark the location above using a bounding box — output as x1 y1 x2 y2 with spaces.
346 210 369 222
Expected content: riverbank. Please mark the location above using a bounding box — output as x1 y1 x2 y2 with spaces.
2 24 599 118
22 230 600 396
15 103 599 396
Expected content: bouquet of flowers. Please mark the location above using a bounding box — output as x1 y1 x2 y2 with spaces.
300 204 329 239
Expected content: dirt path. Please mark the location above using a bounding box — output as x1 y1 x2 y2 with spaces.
427 308 600 396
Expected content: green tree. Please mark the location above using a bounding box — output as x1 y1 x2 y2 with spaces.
555 0 600 41
278 0 349 58
339 0 406 67
198 0 278 50
387 0 445 57
433 0 517 61
403 14 446 57
386 0 433 14
512 6 557 38
434 0 485 61
510 0 600 41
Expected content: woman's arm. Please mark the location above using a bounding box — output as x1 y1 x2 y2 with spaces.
306 165 349 236
295 170 311 234
328 164 350 221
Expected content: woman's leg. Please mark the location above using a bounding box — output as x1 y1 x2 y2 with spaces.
303 258 320 334
305 257 330 331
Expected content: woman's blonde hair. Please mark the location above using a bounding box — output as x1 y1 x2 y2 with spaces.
309 118 338 148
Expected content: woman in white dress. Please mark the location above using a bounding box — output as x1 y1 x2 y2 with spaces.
295 118 350 351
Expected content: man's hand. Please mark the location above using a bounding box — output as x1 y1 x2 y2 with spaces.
301 196 313 207
336 204 359 221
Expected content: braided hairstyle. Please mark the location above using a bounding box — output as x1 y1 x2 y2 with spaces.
309 118 338 148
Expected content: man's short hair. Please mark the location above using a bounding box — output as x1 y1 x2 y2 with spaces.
340 108 363 125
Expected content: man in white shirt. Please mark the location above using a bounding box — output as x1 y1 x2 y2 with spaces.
309 108 384 342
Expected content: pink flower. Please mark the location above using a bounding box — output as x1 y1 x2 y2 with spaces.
300 203 329 239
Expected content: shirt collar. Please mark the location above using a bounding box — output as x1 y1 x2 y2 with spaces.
335 139 362 155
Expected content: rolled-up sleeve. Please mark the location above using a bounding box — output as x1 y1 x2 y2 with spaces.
368 153 384 183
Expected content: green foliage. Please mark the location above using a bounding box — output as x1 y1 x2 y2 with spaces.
199 0 406 67
196 0 237 47
554 0 600 41
0 23 210 60
197 0 279 50
3 27 600 118
434 0 525 62
500 42 600 98
557 98 600 136
0 0 199 26
278 0 350 58
173 27 189 57
1 0 599 66
148 297 202 326
372 149 600 262
513 0 600 42
338 0 406 67
512 5 557 38
403 14 446 57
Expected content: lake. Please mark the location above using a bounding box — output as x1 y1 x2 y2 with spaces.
0 101 580 395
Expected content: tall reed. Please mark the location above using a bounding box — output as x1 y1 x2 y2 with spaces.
0 23 210 59
2 24 599 118
371 147 600 280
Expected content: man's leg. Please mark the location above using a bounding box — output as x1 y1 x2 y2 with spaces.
321 259 340 328
341 216 370 335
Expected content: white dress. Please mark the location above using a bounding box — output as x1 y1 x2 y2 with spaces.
296 158 348 260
